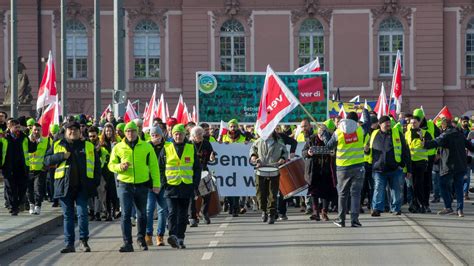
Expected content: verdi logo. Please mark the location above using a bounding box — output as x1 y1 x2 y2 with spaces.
198 74 218 94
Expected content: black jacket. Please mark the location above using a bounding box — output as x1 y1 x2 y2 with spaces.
2 132 36 178
424 127 474 176
278 133 298 154
44 139 101 199
369 129 411 173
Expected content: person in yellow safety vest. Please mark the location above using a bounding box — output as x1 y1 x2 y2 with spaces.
201 122 217 142
405 116 432 213
26 123 50 215
296 118 313 143
115 122 125 142
0 128 7 167
3 119 37 216
159 124 201 249
221 119 247 217
46 123 61 207
366 116 412 217
108 121 160 253
43 121 101 253
413 108 440 212
321 110 371 227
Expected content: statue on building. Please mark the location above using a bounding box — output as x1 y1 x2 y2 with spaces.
3 56 33 105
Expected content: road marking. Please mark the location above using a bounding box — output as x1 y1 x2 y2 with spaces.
219 223 229 228
215 231 224 237
201 252 213 260
401 214 467 266
209 240 219 247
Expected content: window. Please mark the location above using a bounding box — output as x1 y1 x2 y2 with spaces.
466 18 474 75
220 19 245 72
134 20 160 78
378 17 403 75
298 19 324 69
66 20 88 79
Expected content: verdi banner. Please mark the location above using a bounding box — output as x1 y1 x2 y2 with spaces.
196 72 329 124
207 143 306 197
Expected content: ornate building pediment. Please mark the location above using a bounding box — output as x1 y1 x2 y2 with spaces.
127 0 168 29
211 0 252 29
291 0 333 26
371 0 412 26
53 0 94 28
460 3 474 24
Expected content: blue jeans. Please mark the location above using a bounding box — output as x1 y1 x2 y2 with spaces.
463 167 471 194
146 189 169 236
59 190 89 246
117 182 148 244
405 175 413 205
440 171 465 211
372 169 403 212
432 171 440 199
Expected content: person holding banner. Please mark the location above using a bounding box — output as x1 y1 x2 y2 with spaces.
250 131 288 224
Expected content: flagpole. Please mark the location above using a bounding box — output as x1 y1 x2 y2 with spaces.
298 103 318 124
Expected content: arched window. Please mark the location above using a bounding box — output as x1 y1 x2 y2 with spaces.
298 19 324 69
220 19 245 72
378 17 403 75
134 20 160 78
466 18 474 75
66 20 88 79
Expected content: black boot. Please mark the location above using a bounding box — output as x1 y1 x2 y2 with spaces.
60 246 76 253
79 239 91 252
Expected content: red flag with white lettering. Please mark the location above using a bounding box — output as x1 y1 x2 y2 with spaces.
38 100 59 137
256 65 300 140
433 106 453 124
297 77 324 104
142 86 157 129
390 50 403 114
218 120 228 141
124 100 138 123
374 83 388 119
156 93 167 122
173 94 185 123
37 51 58 110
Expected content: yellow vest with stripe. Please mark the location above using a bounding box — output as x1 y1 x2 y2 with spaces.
53 140 95 180
222 133 246 143
405 128 428 162
29 137 49 171
3 137 30 167
426 120 436 156
164 142 194 186
368 129 402 164
335 127 366 167
0 138 7 166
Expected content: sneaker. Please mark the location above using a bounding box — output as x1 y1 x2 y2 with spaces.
261 212 268 223
190 219 198 227
79 239 91 252
137 238 148 251
204 215 211 224
277 215 288 221
267 216 275 224
167 235 179 248
156 236 165 246
178 239 186 249
309 214 321 221
333 218 345 228
351 220 362 227
29 204 35 215
437 208 454 215
239 208 247 214
144 234 153 246
60 246 76 253
119 244 134 252
34 206 41 215
430 198 440 203
457 210 464 217
371 210 381 217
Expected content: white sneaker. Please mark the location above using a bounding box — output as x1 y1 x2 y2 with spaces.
34 206 41 215
29 204 35 215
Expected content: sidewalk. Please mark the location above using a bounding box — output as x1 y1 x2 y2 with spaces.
0 182 63 256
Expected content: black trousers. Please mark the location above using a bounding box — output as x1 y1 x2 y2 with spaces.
412 160 427 207
4 174 28 211
167 197 191 239
423 156 434 206
27 171 47 207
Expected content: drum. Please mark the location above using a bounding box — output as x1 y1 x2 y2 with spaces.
195 191 221 218
256 166 280 177
279 158 308 199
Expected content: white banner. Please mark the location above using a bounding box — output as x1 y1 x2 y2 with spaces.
207 143 306 196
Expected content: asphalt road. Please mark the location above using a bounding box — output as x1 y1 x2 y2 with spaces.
1 199 473 266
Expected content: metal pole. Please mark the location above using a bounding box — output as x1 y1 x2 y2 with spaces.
10 0 18 118
113 0 125 116
93 0 101 119
60 0 67 118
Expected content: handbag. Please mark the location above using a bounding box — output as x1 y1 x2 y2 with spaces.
198 172 217 196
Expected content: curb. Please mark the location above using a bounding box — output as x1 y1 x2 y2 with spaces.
0 214 63 257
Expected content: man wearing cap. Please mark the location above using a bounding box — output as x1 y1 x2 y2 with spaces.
115 123 125 142
366 115 411 217
44 121 101 253
108 121 160 252
159 124 201 249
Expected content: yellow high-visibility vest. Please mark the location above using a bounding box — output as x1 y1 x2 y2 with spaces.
335 127 365 167
164 142 194 186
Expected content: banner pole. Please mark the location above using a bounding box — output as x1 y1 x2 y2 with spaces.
298 103 318 124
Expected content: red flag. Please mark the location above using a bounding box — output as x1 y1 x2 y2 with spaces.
390 50 403 114
433 106 453 124
38 100 59 137
338 105 347 119
294 57 321 73
218 120 228 141
156 93 167 122
297 77 324 104
374 83 388 119
173 94 185 123
100 104 112 120
192 105 197 123
37 51 58 110
256 65 300 140
181 103 189 125
124 100 138 123
142 86 157 129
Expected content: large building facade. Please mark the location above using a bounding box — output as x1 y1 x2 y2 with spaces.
0 0 473 118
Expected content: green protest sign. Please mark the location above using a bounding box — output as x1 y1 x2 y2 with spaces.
196 72 329 124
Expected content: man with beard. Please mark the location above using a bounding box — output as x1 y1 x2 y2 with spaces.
27 123 49 215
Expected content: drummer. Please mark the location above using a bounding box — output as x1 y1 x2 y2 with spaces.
249 130 288 224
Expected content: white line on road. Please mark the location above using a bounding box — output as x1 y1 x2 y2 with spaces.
219 223 229 228
401 214 467 266
215 231 224 237
209 240 219 247
201 252 213 260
